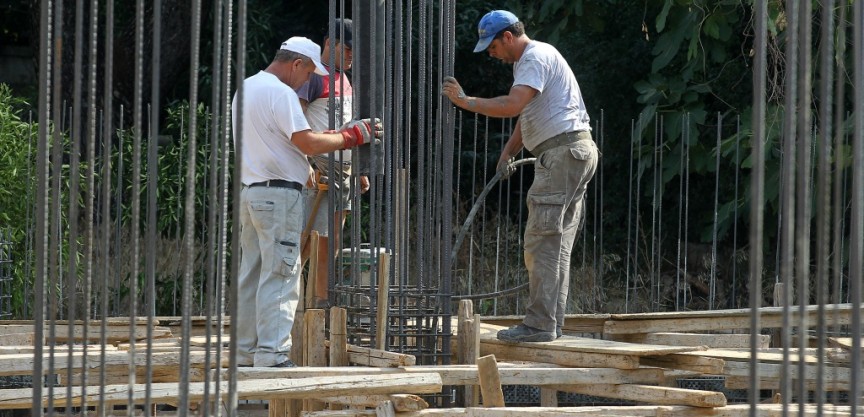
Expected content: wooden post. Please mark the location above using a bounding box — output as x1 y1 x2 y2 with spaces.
476 354 505 407
375 252 391 351
540 387 558 407
457 300 480 407
329 307 349 411
374 400 396 417
304 309 327 412
329 307 349 367
771 282 785 348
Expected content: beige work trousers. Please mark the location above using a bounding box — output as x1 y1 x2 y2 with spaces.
522 131 598 332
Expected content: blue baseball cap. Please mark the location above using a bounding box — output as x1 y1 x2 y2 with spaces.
473 10 519 53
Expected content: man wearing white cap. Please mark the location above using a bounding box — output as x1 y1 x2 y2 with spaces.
442 11 598 343
232 36 382 367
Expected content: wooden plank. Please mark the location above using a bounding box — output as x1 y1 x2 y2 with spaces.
0 373 443 409
318 394 427 412
0 324 171 343
553 384 726 408
481 342 640 369
685 348 836 365
608 303 856 320
301 404 855 417
232 365 661 386
231 365 663 387
722 361 850 389
479 324 703 356
613 333 770 349
324 341 416 367
480 314 610 334
724 375 850 391
640 354 725 374
604 304 857 335
0 350 225 377
828 337 859 350
0 333 35 346
476 355 504 407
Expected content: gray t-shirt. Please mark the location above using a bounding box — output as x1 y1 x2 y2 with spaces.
513 41 591 151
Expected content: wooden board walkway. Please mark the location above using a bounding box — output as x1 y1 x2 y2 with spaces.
0 373 442 409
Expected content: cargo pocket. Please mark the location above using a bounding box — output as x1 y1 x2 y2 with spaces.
526 193 566 235
274 233 301 277
569 141 595 161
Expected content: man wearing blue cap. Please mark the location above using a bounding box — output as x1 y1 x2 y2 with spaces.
232 36 383 367
443 10 598 342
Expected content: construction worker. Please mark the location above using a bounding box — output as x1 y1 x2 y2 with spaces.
298 18 369 309
232 36 382 367
442 10 598 342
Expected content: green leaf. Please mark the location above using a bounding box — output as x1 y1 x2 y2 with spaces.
656 0 673 32
703 14 721 39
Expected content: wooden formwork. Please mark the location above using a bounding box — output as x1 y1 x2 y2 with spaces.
0 303 859 416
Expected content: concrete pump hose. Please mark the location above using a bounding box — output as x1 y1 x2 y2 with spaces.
450 157 536 265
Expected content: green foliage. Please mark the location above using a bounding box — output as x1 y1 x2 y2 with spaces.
0 84 35 316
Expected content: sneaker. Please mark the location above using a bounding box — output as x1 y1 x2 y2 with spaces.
271 360 297 368
497 324 555 342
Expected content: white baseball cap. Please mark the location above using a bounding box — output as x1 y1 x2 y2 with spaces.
280 37 328 75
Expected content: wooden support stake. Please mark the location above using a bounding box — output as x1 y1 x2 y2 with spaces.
375 252 391 351
540 387 557 407
457 301 480 407
304 309 327 412
476 354 505 407
330 308 349 367
374 400 396 417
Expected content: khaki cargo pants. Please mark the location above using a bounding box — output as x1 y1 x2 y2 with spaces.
522 131 598 332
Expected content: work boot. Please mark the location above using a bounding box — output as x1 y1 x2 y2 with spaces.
271 360 297 368
497 324 555 343
556 326 562 339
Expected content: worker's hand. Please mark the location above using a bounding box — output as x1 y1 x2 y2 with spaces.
441 76 467 104
340 118 383 149
360 175 370 194
496 157 516 180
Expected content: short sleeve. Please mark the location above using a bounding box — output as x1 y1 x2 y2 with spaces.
296 81 311 101
513 58 546 94
273 91 311 139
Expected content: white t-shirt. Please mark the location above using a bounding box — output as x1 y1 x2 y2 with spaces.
513 41 591 151
232 71 312 185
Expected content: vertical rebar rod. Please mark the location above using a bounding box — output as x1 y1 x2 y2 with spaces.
814 0 835 408
47 0 65 412
202 0 225 413
795 2 813 411
779 0 799 409
731 116 740 308
228 0 247 410
710 112 721 310
850 0 864 412
749 1 767 414
179 0 202 412
32 0 51 412
65 0 85 411
625 119 634 312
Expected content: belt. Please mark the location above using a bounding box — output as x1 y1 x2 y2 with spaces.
248 179 303 191
529 130 591 157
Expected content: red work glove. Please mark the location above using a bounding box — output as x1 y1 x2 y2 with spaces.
339 118 383 149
